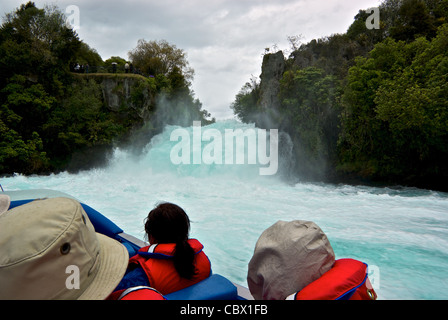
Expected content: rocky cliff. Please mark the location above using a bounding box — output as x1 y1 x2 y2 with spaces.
257 51 285 129
66 73 212 172
254 51 340 182
66 74 157 171
74 73 155 122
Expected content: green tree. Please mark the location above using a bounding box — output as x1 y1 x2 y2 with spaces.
128 39 213 126
128 39 194 83
0 120 49 173
339 24 448 184
0 2 80 173
74 42 103 72
231 77 261 123
389 0 437 41
104 56 127 73
0 2 81 94
278 67 341 179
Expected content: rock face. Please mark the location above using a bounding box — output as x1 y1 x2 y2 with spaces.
256 51 334 182
100 76 154 120
258 51 285 128
101 77 122 111
67 74 156 172
74 74 155 122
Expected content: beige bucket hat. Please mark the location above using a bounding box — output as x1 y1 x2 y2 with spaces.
247 220 335 300
0 197 129 300
0 194 10 216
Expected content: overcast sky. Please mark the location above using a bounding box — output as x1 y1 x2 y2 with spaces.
1 0 381 119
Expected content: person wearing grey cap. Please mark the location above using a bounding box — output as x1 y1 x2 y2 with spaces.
247 220 335 300
0 197 130 300
247 220 377 300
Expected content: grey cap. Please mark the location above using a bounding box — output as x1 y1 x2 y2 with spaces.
247 220 335 300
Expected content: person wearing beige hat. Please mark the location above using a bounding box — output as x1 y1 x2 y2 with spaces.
0 197 130 300
0 194 10 216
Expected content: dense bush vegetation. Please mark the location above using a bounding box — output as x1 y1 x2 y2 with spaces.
232 0 448 190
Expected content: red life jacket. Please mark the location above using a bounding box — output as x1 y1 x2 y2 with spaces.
288 259 377 300
128 239 211 295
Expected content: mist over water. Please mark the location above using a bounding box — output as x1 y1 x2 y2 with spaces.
3 120 448 299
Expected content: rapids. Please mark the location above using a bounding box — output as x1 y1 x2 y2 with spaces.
2 120 448 299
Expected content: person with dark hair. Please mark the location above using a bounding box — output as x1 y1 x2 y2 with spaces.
110 202 211 297
144 203 197 279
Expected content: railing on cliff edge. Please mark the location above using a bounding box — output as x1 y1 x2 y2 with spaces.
71 64 150 78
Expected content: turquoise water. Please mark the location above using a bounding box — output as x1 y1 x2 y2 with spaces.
2 120 448 300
